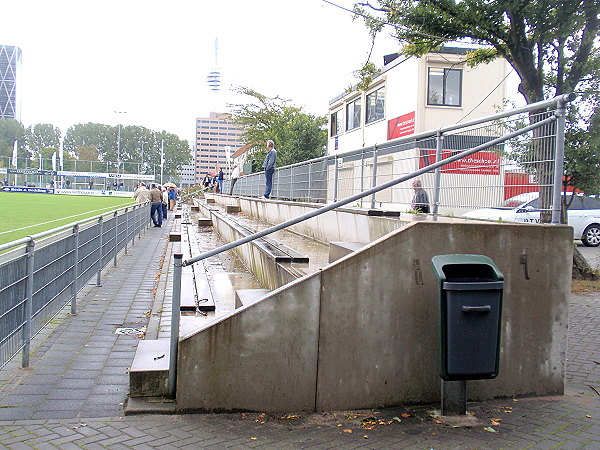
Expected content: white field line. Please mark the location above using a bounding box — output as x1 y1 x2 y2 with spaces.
1 202 134 236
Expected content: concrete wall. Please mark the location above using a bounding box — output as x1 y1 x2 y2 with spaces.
175 220 572 412
211 194 410 244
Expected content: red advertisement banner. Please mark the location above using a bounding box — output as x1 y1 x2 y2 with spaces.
419 149 500 175
387 111 415 140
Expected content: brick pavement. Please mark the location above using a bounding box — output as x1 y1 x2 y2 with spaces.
0 218 598 448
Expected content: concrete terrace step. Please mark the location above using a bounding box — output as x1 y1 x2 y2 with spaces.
193 198 331 290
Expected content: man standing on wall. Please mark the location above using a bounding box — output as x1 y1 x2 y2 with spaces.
229 164 240 195
262 140 277 199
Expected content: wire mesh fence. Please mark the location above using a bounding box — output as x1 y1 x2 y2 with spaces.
0 203 151 369
224 97 569 219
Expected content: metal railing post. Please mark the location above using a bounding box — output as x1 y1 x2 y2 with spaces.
124 207 129 255
333 156 339 202
370 145 379 209
96 215 103 287
71 224 79 315
276 169 280 199
113 211 118 267
307 161 312 200
290 166 294 200
22 238 35 368
432 131 444 219
360 149 365 207
168 253 183 399
551 100 567 224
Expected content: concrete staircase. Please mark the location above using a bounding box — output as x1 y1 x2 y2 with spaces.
128 193 573 414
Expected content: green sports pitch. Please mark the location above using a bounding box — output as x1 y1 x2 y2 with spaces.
0 192 135 246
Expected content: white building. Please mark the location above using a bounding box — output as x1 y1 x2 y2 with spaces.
328 47 508 153
327 47 510 212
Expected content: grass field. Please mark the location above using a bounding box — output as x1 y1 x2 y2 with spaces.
0 192 135 246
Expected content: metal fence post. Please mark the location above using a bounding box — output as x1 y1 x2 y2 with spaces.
96 215 103 287
276 169 280 199
307 161 312 200
290 165 294 200
71 224 79 315
22 238 35 368
432 131 444 219
551 100 567 224
168 253 183 399
370 145 379 209
360 149 365 207
333 155 339 202
113 211 118 267
124 207 129 256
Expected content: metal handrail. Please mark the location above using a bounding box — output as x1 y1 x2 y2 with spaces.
183 114 557 267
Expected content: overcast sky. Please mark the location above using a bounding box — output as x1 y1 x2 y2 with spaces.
1 0 404 144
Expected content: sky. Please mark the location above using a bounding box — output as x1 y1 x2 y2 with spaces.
1 0 404 145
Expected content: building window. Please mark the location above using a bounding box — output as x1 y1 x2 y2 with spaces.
346 98 361 131
330 110 342 136
427 67 462 106
366 87 385 124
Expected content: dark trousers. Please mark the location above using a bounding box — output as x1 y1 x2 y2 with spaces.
264 168 274 198
151 202 163 226
229 178 238 195
162 203 168 219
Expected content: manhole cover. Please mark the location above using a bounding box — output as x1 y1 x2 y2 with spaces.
115 326 146 336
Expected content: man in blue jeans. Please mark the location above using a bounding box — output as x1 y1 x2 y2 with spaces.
262 140 277 199
149 184 163 227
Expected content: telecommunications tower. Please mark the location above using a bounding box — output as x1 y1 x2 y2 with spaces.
207 38 220 92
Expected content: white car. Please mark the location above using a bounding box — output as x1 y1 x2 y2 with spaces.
463 192 600 247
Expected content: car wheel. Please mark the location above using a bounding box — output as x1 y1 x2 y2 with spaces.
582 224 600 247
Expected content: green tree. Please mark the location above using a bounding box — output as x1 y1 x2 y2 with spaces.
229 87 327 168
26 124 61 159
154 131 192 182
353 0 598 104
0 119 26 167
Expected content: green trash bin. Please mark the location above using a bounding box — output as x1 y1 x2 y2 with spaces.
431 254 504 381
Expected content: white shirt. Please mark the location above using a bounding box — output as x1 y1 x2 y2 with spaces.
231 166 240 179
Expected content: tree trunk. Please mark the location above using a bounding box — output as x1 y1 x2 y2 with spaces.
572 246 599 280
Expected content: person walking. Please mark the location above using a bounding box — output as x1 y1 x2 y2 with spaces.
161 186 168 220
262 140 277 199
133 182 151 204
229 164 240 195
411 179 430 213
168 186 177 210
217 167 224 194
149 184 163 227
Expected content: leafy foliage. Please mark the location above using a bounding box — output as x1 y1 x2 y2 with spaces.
229 87 327 169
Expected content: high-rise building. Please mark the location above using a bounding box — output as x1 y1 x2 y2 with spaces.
0 45 22 120
195 112 244 183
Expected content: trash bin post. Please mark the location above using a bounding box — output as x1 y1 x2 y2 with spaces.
431 254 504 416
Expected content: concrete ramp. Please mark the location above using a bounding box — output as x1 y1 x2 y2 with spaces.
175 220 572 412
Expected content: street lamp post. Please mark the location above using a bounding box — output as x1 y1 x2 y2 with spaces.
114 111 127 174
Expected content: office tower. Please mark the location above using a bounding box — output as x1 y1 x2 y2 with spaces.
0 45 22 120
194 112 244 183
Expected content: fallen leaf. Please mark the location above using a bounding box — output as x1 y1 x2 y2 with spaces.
363 435 369 439
586 415 592 418
250 437 257 441
435 420 443 424
392 416 402 423
343 429 353 434
337 423 342 427
484 427 497 433
401 413 411 418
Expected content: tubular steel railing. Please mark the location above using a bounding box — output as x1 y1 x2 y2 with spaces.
0 202 151 369
168 94 575 397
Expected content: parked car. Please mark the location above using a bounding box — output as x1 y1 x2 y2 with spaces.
463 192 600 247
